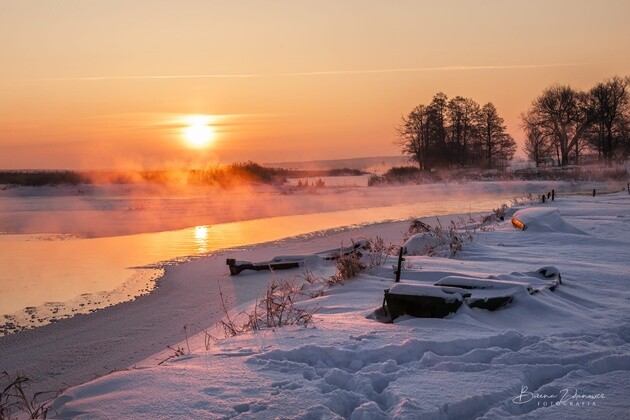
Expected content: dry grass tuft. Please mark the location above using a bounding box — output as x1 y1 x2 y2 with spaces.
405 218 473 258
364 236 398 267
0 371 60 419
218 277 318 338
328 251 366 285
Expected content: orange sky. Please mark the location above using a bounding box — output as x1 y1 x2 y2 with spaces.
1 0 629 169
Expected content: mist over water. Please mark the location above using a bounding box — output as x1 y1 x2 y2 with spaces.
0 180 576 334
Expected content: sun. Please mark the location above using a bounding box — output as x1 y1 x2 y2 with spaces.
183 115 215 148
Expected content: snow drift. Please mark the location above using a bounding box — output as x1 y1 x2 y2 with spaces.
511 207 586 234
47 192 630 419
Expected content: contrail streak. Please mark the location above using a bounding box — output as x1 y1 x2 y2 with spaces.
39 62 588 82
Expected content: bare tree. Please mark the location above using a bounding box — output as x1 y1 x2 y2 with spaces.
522 115 554 166
396 104 430 169
396 93 449 171
587 76 630 163
447 96 481 166
478 102 517 169
522 85 592 166
397 93 515 170
427 92 449 167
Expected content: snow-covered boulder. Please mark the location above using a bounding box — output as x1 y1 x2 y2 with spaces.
511 207 585 234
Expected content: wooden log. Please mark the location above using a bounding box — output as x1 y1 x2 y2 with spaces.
226 259 299 275
226 241 368 275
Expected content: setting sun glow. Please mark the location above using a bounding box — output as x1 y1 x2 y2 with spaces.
183 116 215 149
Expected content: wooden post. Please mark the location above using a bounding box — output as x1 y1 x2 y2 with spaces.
395 247 405 283
593 189 596 197
542 194 546 203
547 192 551 199
552 189 555 201
627 183 629 195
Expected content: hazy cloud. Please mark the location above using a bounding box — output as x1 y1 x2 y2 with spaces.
38 63 589 82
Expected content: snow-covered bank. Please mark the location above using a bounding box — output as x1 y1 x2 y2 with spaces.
0 219 416 405
49 192 630 419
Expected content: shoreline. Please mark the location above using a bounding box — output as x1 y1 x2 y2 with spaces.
0 217 418 396
1 180 572 336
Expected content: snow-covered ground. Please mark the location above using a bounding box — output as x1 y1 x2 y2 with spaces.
47 191 630 419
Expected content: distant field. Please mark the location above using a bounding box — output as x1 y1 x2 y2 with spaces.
0 162 367 187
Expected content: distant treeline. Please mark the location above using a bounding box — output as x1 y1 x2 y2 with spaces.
283 168 366 178
368 165 629 186
397 93 517 171
0 170 88 186
398 76 630 170
0 162 366 187
523 76 630 166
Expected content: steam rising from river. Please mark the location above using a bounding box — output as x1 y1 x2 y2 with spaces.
0 178 572 238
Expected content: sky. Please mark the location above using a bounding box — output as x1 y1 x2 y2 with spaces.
1 0 629 169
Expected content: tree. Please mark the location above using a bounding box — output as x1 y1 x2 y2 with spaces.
522 85 592 166
396 104 430 170
587 76 630 163
522 115 554 166
426 92 449 167
396 93 449 171
447 96 481 166
397 93 515 170
477 102 517 169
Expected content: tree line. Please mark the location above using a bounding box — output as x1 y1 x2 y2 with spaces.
523 76 630 166
396 93 516 170
398 75 630 169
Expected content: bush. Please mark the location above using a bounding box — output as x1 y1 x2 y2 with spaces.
368 166 440 185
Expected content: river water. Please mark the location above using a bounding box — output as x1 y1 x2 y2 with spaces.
0 187 523 334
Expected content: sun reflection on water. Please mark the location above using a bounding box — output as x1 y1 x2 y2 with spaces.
193 225 209 253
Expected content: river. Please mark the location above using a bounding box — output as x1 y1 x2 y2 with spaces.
0 180 555 334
